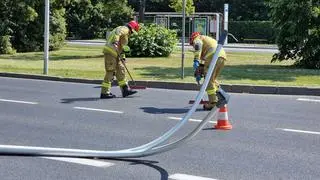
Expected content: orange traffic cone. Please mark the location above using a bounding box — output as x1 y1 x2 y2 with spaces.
214 105 232 130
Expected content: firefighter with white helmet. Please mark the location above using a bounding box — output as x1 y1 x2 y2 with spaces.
100 20 140 99
190 32 227 110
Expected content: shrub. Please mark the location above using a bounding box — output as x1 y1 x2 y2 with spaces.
0 36 16 54
128 24 178 57
50 8 67 50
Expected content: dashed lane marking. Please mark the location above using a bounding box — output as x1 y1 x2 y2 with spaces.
278 128 320 135
169 173 218 180
297 98 320 103
43 157 114 167
168 117 216 124
0 98 38 105
73 106 123 114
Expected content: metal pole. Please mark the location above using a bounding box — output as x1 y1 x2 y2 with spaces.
181 0 186 79
44 0 50 75
139 0 145 23
224 4 229 44
216 14 220 41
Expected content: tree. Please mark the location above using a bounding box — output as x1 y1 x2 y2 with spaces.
128 0 270 20
0 0 67 53
194 0 269 21
128 0 174 12
169 0 195 15
102 0 134 29
0 1 38 53
65 0 133 39
65 0 101 39
268 0 320 69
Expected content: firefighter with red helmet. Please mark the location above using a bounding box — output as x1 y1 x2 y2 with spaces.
100 20 140 99
190 32 227 110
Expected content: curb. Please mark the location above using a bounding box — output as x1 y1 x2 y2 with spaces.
1 72 319 96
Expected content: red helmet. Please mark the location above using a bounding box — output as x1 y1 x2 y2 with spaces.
127 20 140 32
190 32 201 45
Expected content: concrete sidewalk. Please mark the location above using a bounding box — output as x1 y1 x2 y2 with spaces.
1 72 319 96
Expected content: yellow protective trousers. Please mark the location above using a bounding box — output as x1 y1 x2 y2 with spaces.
203 55 226 106
101 45 127 95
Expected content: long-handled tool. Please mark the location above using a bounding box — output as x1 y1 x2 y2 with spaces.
120 59 146 89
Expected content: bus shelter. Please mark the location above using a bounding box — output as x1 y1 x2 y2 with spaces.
134 12 224 43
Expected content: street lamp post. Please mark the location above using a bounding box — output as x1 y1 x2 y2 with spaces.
139 0 146 23
44 0 50 75
224 4 229 45
181 0 186 79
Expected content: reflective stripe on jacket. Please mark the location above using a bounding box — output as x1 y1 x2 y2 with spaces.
192 35 227 61
105 26 130 54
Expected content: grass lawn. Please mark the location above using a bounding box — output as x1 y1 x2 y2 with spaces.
0 44 319 87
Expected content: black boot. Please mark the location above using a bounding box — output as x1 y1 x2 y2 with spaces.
203 95 218 111
100 92 116 99
203 103 216 111
121 85 137 97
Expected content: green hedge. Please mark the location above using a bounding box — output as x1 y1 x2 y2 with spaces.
229 21 276 44
128 24 178 57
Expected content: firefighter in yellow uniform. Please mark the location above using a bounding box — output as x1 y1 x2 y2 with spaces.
190 32 227 110
100 20 140 99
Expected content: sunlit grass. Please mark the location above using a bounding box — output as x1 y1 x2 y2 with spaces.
0 44 319 87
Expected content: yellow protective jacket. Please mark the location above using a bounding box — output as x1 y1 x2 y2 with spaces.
192 35 227 62
103 26 131 58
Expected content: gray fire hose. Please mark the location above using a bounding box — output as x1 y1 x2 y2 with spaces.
0 31 229 158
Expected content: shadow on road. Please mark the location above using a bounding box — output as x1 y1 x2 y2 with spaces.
60 97 100 103
103 158 169 180
1 155 169 180
140 107 189 114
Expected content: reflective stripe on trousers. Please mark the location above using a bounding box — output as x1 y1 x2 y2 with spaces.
118 80 126 87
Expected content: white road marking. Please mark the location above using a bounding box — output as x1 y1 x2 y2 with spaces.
279 128 320 135
169 173 218 180
43 157 114 167
0 98 38 105
74 106 123 114
297 98 320 103
168 117 216 124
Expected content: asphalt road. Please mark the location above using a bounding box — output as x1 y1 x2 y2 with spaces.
0 77 319 180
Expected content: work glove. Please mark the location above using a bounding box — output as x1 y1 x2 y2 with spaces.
113 41 120 48
193 59 200 70
194 64 204 85
120 53 126 62
195 74 202 85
